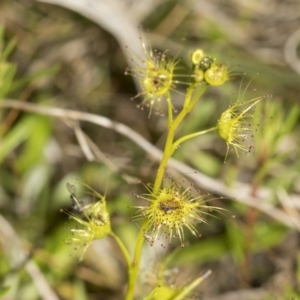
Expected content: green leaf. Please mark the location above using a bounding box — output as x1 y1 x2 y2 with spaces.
10 65 60 92
283 104 300 134
0 286 10 298
225 222 245 262
15 115 52 173
1 39 16 62
0 115 36 163
0 62 16 99
252 222 286 250
74 279 89 300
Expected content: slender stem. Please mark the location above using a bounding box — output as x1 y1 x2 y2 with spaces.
125 82 208 300
171 127 216 154
166 93 173 128
153 83 208 196
183 83 195 107
109 231 131 269
125 220 148 300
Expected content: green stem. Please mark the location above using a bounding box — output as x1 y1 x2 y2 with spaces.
125 220 148 300
167 93 173 128
125 82 208 300
153 83 208 196
172 270 212 300
171 127 216 154
109 231 131 269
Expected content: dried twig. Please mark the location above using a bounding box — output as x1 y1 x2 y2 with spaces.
284 28 300 74
71 121 95 161
65 119 139 184
1 99 300 229
37 0 143 60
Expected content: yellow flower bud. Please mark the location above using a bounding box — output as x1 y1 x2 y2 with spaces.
192 69 204 83
64 183 111 258
190 49 205 65
190 49 215 71
216 95 264 162
204 62 228 86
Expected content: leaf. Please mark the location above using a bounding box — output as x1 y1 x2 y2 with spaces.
10 65 60 92
0 115 36 163
15 115 52 173
0 62 16 99
0 286 10 298
1 39 16 62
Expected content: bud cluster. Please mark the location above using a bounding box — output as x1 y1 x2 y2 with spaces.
190 48 229 86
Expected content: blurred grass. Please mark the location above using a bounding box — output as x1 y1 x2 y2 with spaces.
0 0 300 299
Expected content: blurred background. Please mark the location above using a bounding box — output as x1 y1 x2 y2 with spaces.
0 0 300 299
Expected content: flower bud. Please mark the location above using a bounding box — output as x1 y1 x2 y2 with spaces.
216 96 263 162
64 183 111 258
190 49 205 65
204 63 228 86
192 69 204 83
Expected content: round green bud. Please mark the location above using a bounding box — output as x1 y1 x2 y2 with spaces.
190 49 205 65
193 69 204 83
204 63 228 86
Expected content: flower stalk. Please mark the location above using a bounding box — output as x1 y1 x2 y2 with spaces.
126 82 208 299
171 127 216 154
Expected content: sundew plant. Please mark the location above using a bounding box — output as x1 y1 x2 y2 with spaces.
0 19 279 298
61 35 267 299
2 0 300 297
